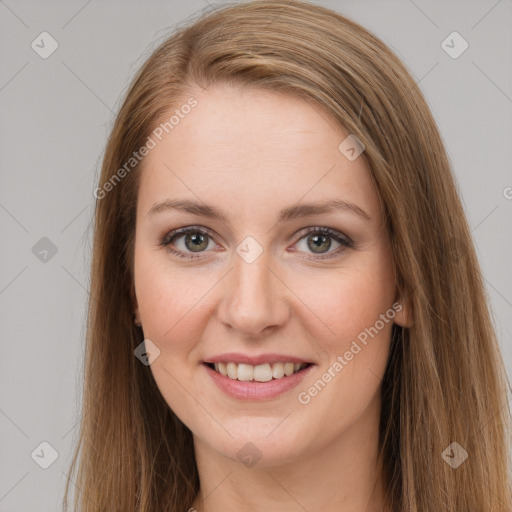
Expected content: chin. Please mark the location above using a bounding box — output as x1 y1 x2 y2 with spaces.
194 421 312 469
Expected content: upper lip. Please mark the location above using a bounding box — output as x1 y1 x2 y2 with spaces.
204 352 314 366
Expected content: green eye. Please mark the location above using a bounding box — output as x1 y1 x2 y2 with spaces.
161 226 353 261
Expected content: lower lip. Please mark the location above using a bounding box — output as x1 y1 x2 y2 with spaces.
203 363 315 401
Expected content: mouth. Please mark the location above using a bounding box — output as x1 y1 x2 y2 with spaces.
203 361 314 382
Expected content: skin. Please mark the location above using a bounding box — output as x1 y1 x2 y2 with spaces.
132 83 412 512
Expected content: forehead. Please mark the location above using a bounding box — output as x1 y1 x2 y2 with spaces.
137 84 381 224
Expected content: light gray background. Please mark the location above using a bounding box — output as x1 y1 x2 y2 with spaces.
1 0 511 510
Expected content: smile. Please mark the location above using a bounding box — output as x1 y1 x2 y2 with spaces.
206 361 311 382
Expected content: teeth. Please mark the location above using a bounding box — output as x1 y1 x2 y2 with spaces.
253 363 272 382
237 364 254 381
284 363 295 376
272 363 285 379
227 362 238 379
211 361 308 381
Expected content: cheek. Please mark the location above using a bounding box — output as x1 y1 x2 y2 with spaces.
133 252 218 355
135 242 396 352
134 257 211 419
289 254 396 351
289 259 395 439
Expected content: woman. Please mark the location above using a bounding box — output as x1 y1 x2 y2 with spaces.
63 1 512 511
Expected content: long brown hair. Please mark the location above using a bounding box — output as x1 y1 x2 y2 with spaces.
62 1 512 510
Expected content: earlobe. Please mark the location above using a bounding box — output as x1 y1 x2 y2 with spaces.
130 282 142 327
393 295 413 328
133 303 141 327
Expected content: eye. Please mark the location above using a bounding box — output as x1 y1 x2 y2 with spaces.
160 226 217 260
160 225 353 261
293 226 353 260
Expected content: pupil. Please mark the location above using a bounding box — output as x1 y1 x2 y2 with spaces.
309 234 331 253
187 233 208 252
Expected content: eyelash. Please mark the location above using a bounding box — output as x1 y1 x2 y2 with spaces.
160 225 353 261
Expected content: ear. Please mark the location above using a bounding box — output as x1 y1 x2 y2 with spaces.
130 280 141 326
392 291 413 328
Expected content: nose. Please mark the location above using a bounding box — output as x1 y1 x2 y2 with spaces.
217 249 290 338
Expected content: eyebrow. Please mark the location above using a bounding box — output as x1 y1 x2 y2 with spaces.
147 198 371 222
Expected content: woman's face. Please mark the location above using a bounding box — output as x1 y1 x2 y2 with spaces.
132 84 409 466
